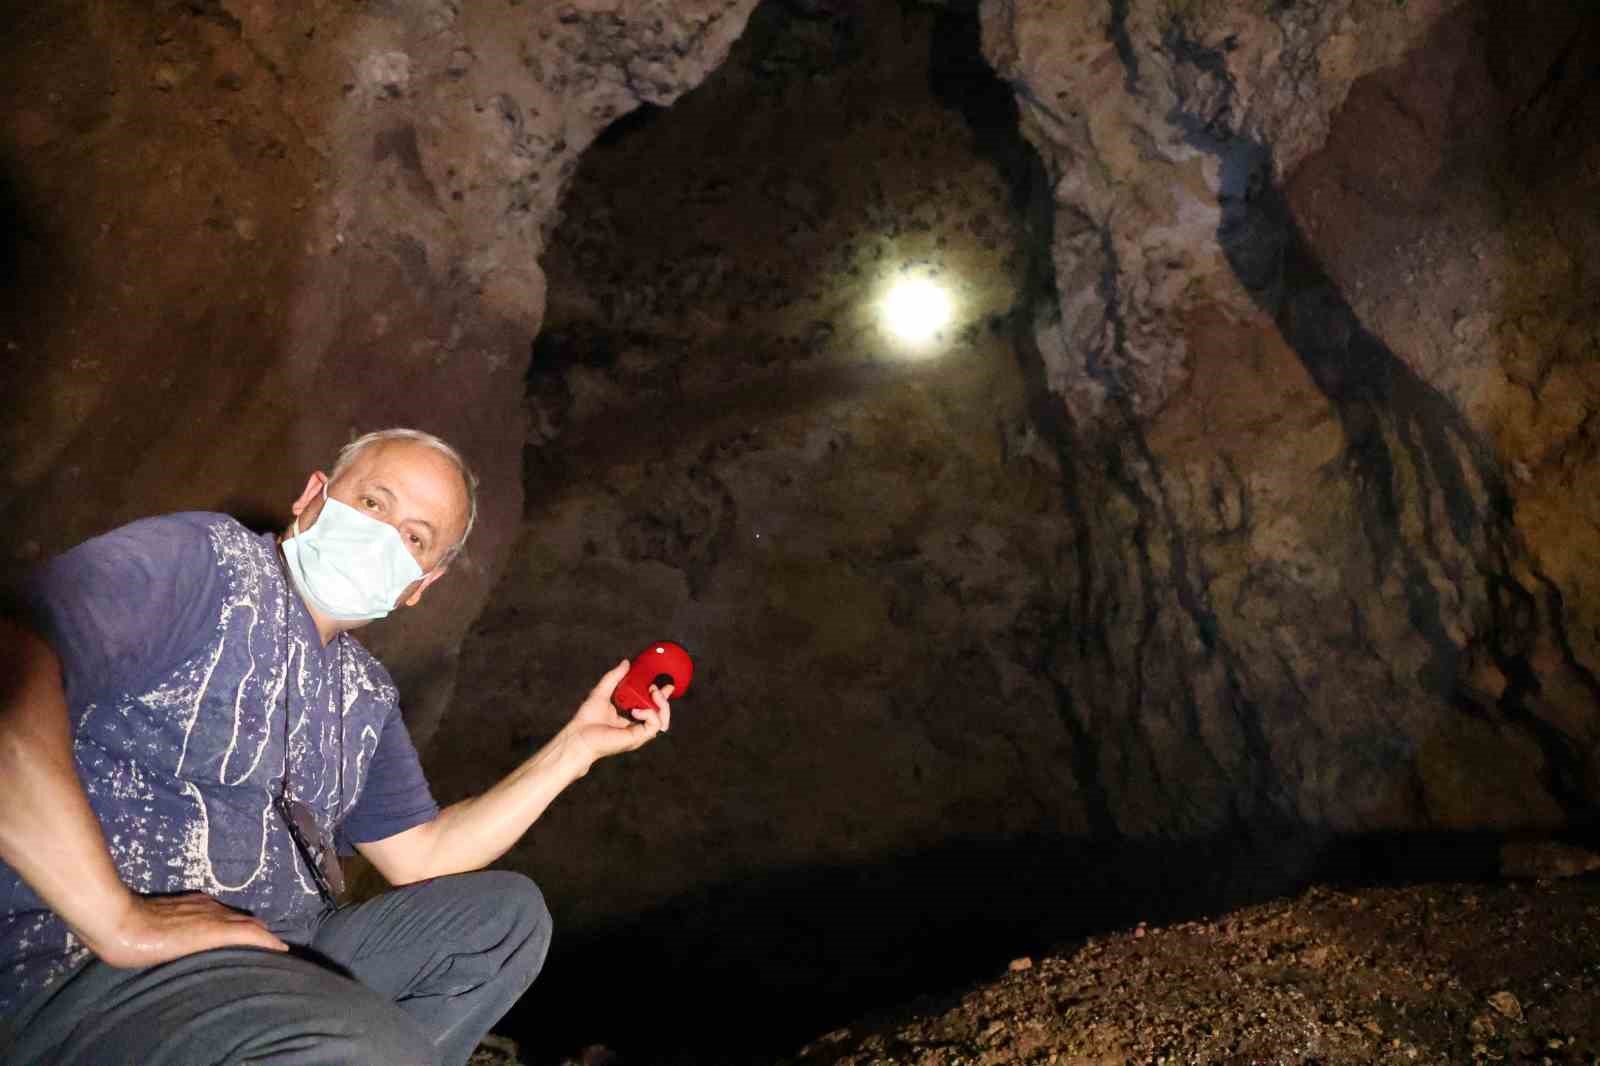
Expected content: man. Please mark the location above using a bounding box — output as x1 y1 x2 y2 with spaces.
0 428 671 1066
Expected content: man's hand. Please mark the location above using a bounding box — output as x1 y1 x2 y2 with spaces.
88 892 289 969
559 659 673 764
2 620 290 973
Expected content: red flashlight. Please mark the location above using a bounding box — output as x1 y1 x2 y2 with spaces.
611 642 694 714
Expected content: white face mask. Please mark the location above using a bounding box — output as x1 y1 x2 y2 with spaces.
281 487 426 622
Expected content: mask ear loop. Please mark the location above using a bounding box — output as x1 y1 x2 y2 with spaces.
285 482 328 543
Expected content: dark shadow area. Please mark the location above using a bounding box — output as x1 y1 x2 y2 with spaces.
594 103 664 148
926 3 1058 294
0 156 60 420
926 7 1029 215
222 502 286 536
0 159 44 538
0 164 37 310
505 825 1594 1064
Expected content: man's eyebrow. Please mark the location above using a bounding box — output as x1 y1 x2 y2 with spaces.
367 481 438 538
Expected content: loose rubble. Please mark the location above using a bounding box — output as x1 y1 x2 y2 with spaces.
780 877 1600 1066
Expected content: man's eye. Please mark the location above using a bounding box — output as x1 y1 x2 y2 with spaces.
362 496 379 510
408 534 423 546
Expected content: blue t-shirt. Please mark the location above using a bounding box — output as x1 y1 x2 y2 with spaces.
0 513 440 1015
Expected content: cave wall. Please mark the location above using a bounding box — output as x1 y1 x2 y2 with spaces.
0 0 758 746
426 0 1600 975
4 0 1598 995
404 3 1600 997
984 0 1600 834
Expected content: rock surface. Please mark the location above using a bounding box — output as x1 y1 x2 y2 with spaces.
0 0 757 745
979 0 1600 838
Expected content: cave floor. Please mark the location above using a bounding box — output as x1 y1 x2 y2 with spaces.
470 873 1600 1065
777 877 1600 1066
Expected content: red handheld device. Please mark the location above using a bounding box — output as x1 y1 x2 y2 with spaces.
611 642 694 714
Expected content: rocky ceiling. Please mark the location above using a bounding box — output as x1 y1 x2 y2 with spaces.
3 0 1598 1061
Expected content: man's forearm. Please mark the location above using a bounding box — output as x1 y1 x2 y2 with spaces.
361 662 666 886
404 726 596 881
0 620 138 957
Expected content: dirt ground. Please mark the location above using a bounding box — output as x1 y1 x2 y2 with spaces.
776 877 1600 1066
467 865 1600 1065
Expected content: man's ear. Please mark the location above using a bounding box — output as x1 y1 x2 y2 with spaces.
404 565 449 608
291 471 330 521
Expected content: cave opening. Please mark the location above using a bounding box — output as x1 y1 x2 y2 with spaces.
432 1 1100 1060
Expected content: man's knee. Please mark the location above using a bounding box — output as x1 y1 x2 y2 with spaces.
454 870 552 1000
476 870 553 960
456 869 547 931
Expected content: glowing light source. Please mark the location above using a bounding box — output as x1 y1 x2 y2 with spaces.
880 276 952 346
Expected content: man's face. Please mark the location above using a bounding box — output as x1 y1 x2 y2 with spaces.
288 440 472 611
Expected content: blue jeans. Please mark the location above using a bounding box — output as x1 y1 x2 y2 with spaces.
0 871 551 1066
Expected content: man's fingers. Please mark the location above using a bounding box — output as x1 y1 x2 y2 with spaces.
177 899 284 947
244 921 292 947
113 896 290 967
209 908 288 951
202 918 288 952
648 685 673 732
216 930 287 955
619 712 662 746
592 659 630 698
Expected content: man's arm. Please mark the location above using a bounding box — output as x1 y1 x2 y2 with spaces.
356 659 670 884
0 617 288 966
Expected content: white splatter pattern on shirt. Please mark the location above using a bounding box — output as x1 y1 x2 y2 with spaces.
0 517 397 1011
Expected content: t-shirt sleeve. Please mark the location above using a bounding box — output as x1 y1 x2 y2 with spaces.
336 707 440 853
16 513 223 721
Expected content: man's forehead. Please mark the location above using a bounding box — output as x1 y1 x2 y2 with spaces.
338 442 469 524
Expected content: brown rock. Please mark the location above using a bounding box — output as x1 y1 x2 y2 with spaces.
1499 841 1600 881
1487 990 1522 1021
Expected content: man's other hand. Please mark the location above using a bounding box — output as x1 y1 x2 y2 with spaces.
91 891 289 969
561 659 673 764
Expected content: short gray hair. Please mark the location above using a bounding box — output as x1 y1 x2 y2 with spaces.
331 428 479 564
